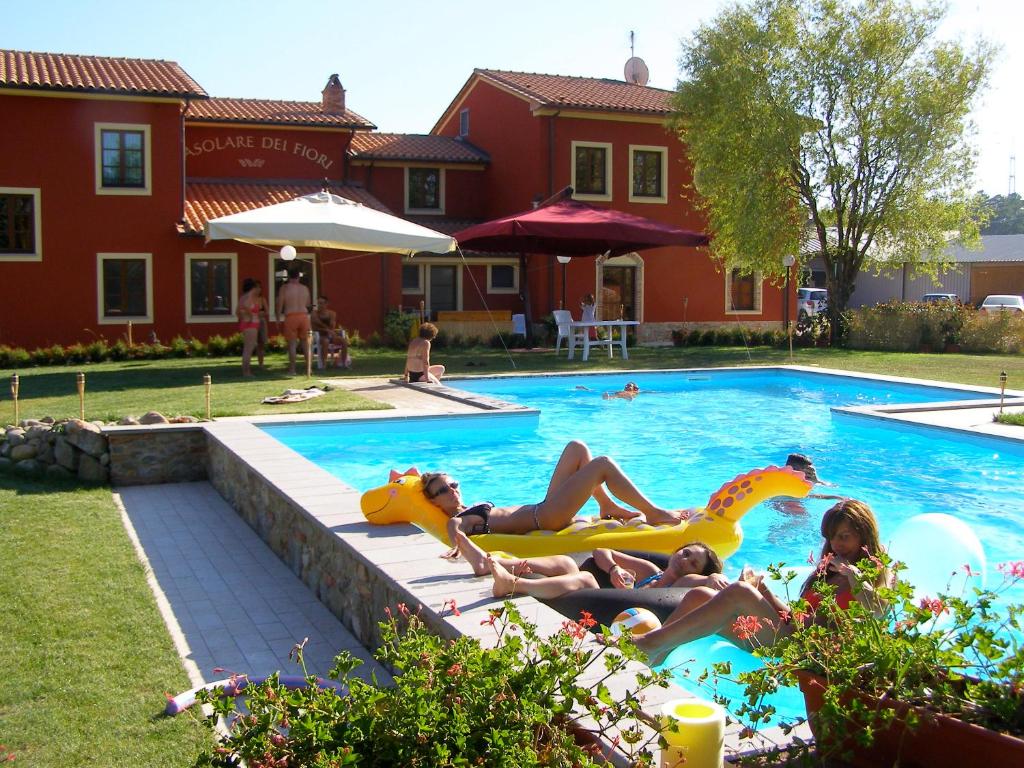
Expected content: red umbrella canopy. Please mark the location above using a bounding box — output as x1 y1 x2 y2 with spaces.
453 196 710 256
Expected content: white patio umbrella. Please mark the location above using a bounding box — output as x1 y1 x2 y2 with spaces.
204 191 456 255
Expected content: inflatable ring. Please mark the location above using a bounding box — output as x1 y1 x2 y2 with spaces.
360 465 811 559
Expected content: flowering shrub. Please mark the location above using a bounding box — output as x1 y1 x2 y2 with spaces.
195 601 671 767
709 554 1024 762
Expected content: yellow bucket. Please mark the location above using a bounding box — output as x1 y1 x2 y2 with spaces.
659 698 725 768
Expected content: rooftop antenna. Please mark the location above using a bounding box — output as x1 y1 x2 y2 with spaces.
624 31 649 86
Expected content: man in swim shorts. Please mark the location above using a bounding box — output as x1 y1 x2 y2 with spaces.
276 265 312 375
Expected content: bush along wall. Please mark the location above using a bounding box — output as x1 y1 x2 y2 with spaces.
846 301 1024 353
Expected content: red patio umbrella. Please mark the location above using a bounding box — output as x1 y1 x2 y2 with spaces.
452 188 709 344
452 189 710 255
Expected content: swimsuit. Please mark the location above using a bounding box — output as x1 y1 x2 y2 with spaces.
801 584 854 612
283 311 311 342
456 502 495 535
408 370 427 383
239 302 261 331
634 572 663 589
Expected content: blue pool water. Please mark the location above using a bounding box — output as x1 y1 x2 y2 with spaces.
263 369 1023 722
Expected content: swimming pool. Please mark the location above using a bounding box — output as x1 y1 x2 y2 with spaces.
262 368 1023 720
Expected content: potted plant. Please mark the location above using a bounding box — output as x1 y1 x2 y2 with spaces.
722 557 1024 766
193 601 672 767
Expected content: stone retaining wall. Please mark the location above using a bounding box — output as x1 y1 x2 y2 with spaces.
205 429 453 649
107 427 208 485
0 419 111 482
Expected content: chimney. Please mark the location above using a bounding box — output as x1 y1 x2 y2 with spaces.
321 74 345 114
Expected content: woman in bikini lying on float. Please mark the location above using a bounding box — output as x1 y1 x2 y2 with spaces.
421 440 689 567
450 526 727 604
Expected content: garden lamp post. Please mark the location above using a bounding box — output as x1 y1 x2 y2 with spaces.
76 372 85 420
782 255 796 330
556 255 571 310
203 374 212 420
999 371 1008 414
783 255 796 361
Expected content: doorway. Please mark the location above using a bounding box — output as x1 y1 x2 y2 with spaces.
599 265 637 320
429 264 458 316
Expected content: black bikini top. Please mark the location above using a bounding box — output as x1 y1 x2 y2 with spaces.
456 502 494 534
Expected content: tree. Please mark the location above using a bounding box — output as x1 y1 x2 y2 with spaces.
980 193 1024 235
672 0 994 333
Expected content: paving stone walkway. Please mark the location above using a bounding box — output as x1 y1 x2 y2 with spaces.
115 481 389 692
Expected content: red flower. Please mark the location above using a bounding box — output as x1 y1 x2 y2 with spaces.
561 619 587 640
446 663 463 676
732 615 763 641
578 610 597 629
442 598 461 617
919 596 949 615
807 550 816 565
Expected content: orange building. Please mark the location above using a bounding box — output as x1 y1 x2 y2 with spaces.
0 49 789 350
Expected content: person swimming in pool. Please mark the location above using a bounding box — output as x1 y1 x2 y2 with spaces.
422 440 691 551
603 382 641 400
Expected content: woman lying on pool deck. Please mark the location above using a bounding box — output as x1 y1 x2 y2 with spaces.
626 499 892 666
422 440 690 551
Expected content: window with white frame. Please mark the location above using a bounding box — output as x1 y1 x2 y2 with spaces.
95 123 152 195
459 108 470 137
186 254 237 322
0 187 42 261
571 141 612 200
97 253 153 323
725 268 763 313
402 262 424 294
629 145 668 203
405 167 444 213
487 262 518 294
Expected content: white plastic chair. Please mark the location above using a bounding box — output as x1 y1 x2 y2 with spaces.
552 310 579 354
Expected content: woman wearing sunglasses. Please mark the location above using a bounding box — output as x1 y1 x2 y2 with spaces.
420 440 688 561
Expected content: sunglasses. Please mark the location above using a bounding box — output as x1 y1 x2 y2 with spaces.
426 479 459 499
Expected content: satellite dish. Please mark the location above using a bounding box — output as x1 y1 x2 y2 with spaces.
624 56 649 86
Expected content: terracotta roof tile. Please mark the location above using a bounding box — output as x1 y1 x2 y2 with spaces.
349 133 489 164
187 97 374 129
403 216 488 236
0 49 206 97
181 180 390 234
476 69 673 115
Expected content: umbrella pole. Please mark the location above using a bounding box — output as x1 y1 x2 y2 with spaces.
519 252 534 347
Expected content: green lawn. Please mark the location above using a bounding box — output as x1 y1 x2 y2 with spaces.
2 345 1022 423
0 476 212 767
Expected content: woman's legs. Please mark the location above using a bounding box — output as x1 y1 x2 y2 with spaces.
428 364 445 384
537 441 682 529
489 556 599 599
544 441 640 522
633 582 788 666
241 328 258 377
452 528 578 578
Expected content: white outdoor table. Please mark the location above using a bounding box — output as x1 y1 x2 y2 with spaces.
568 320 640 361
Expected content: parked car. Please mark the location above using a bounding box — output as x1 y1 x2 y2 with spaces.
978 294 1024 314
921 293 959 304
796 288 828 320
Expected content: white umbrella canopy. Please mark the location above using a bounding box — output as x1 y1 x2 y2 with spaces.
204 191 456 255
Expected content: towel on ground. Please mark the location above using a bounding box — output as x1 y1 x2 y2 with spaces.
262 387 327 405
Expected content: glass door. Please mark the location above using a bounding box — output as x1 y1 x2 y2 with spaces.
428 264 458 316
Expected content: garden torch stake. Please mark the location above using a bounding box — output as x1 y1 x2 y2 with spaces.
11 373 19 426
127 320 133 348
76 372 85 420
999 371 1007 415
203 374 211 420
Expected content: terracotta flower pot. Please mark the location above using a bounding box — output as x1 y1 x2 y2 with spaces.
796 670 1024 768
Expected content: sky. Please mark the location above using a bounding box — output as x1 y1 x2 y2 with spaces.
3 0 1020 196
